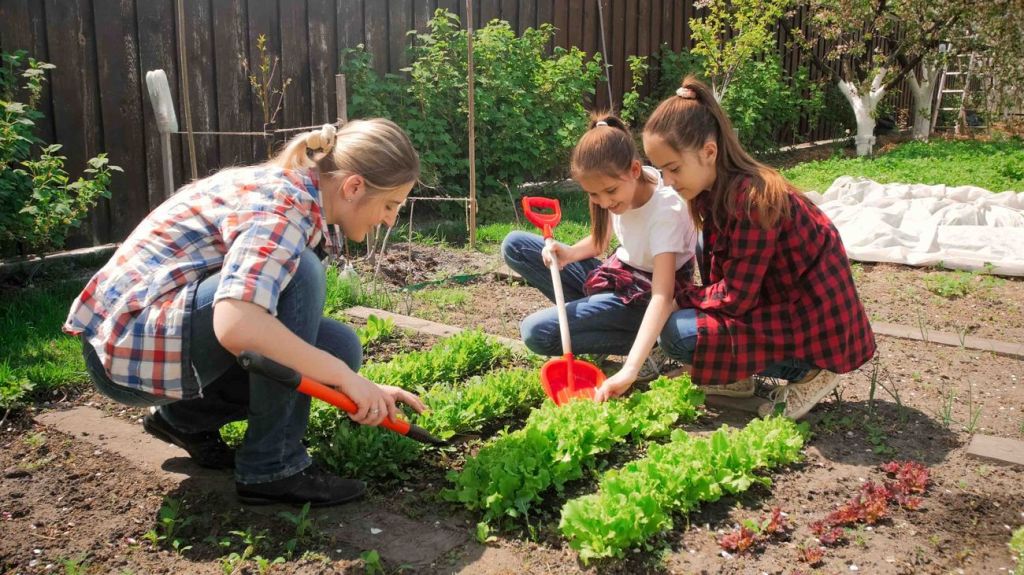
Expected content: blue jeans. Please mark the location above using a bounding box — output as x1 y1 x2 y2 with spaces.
502 230 649 355
83 248 362 484
503 231 813 382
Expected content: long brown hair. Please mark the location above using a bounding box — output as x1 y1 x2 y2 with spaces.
644 76 792 231
268 118 420 195
570 112 655 251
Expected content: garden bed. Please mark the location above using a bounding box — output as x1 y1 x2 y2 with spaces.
2 240 1023 574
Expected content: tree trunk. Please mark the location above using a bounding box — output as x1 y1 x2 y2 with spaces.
908 62 941 141
838 70 887 157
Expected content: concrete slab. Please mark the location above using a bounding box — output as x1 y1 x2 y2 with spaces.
346 306 526 352
966 434 1024 468
872 321 1024 360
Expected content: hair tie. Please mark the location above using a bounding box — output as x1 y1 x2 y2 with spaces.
595 120 609 127
676 87 696 99
305 123 337 152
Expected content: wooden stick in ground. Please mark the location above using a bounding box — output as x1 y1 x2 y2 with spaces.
466 0 477 249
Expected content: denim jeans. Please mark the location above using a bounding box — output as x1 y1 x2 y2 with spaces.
84 248 362 484
502 230 813 382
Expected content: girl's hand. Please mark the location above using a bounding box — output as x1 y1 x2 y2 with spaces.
541 242 571 270
593 367 639 402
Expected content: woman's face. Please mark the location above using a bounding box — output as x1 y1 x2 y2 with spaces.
329 175 413 242
575 160 646 215
642 134 717 201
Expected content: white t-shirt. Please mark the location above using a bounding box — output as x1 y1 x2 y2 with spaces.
612 166 697 273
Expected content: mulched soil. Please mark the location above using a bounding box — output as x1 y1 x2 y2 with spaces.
3 238 1023 574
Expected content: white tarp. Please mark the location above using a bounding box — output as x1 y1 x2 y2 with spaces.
805 176 1024 276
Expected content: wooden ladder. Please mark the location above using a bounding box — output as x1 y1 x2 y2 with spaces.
931 52 978 135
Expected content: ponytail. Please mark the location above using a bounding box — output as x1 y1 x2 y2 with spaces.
644 75 792 231
571 111 653 251
268 119 419 195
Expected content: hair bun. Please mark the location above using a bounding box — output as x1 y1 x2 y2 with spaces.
675 86 696 99
305 124 337 152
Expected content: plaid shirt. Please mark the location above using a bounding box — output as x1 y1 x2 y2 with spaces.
676 180 876 385
64 167 330 399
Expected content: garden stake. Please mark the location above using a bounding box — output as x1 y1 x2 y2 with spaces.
237 351 447 446
521 196 606 406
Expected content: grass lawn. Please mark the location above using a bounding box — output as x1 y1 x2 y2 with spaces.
1 279 90 408
782 138 1024 193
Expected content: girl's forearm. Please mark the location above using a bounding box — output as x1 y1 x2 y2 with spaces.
622 293 677 373
212 298 356 389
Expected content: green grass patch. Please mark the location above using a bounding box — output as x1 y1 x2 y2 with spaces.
413 287 469 310
324 264 395 314
782 138 1024 193
0 279 89 408
922 267 1004 299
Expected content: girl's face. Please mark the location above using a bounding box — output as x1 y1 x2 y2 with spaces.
642 134 717 201
576 160 648 215
328 174 413 242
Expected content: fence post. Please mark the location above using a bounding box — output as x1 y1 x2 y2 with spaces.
144 69 178 200
466 0 477 250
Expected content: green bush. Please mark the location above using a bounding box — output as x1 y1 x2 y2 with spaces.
0 51 119 255
342 10 603 223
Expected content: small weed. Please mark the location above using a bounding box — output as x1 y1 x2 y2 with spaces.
475 521 497 544
362 549 384 575
60 555 90 575
23 431 46 449
144 497 194 554
278 502 318 558
1009 526 1024 575
850 262 864 284
864 420 895 457
937 386 956 430
965 380 983 434
817 413 855 434
414 287 468 310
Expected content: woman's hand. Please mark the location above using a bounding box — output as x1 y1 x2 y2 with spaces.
339 374 426 426
593 367 639 402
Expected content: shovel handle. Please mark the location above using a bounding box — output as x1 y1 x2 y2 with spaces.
522 196 562 239
237 351 411 436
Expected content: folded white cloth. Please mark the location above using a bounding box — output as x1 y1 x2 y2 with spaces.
804 176 1024 276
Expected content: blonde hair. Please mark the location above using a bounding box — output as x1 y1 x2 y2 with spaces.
268 118 420 194
570 112 654 251
644 75 792 231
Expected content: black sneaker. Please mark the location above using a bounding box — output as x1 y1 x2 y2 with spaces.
236 463 367 507
142 410 235 470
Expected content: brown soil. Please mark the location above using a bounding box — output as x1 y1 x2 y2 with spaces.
3 241 1023 574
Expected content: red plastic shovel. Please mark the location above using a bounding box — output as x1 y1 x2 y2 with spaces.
237 350 446 446
521 196 606 405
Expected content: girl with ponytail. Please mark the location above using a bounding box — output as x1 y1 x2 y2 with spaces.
503 113 698 398
65 119 425 506
642 76 875 419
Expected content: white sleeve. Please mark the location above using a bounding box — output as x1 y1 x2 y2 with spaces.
649 192 697 261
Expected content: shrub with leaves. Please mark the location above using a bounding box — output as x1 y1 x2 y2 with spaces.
342 10 603 222
1 50 119 254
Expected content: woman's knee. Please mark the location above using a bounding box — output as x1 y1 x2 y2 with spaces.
282 248 327 311
317 318 363 371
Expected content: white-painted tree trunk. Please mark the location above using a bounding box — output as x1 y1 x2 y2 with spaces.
907 62 941 141
838 68 887 156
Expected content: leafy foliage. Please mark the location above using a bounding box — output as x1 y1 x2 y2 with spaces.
359 329 513 392
341 11 603 223
1010 525 1024 575
416 367 546 440
558 417 808 562
1 51 119 254
444 376 704 523
355 314 397 349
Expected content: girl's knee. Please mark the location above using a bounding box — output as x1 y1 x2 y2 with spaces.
317 318 363 371
520 312 560 356
501 231 540 262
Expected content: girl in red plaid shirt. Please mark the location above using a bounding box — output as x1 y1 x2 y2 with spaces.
629 76 876 419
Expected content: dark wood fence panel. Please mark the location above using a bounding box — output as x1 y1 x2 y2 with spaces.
0 0 914 245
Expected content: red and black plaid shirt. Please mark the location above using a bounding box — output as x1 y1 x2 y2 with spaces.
676 181 876 385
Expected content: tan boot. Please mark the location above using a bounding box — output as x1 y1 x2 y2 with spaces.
758 369 839 419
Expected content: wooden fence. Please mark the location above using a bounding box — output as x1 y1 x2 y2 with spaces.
0 0 912 246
